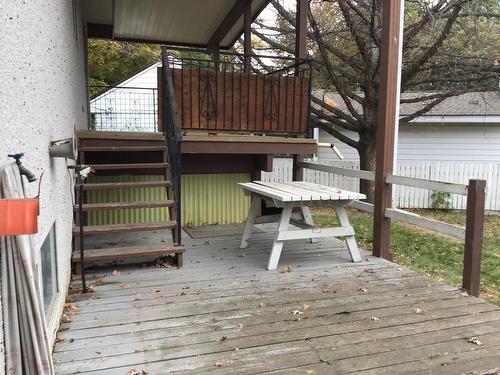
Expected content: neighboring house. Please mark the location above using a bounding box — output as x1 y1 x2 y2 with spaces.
90 62 161 132
315 91 500 210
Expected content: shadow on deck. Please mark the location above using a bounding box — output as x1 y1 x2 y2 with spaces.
55 223 500 374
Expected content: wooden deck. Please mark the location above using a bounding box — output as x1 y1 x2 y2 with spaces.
54 223 500 374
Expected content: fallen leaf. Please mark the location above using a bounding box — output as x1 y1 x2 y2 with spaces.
320 356 334 365
303 304 310 311
111 270 120 276
413 308 424 314
358 287 368 293
280 265 292 273
215 361 224 367
100 357 107 362
259 302 266 308
370 316 380 321
292 310 304 316
134 348 145 353
467 337 482 345
128 370 140 375
219 336 228 342
178 332 186 337
233 347 240 351
237 324 243 329
306 370 315 374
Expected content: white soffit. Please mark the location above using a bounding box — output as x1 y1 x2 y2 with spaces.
83 0 270 47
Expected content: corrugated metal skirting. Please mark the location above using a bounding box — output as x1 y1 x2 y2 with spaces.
86 173 251 227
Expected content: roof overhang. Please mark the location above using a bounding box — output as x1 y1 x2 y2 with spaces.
84 0 270 49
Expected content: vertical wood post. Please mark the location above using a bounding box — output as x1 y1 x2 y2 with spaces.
373 0 402 260
295 0 307 61
243 0 252 72
462 179 486 296
293 155 304 181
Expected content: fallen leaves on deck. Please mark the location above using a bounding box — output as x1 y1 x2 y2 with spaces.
280 265 292 273
467 337 482 345
320 356 334 365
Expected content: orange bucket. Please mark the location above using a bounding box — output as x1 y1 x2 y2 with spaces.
0 173 41 236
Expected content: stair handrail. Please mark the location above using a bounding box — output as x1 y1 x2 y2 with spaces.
161 47 182 245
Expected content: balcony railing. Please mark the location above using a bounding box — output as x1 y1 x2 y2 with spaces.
163 49 312 136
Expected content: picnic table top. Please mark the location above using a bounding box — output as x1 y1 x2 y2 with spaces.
238 181 366 203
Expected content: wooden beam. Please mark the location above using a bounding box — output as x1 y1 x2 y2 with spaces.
462 179 486 296
208 0 253 49
87 23 113 39
298 161 375 181
295 0 308 60
373 0 403 260
244 0 252 72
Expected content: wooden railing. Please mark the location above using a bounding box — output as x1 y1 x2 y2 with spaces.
160 49 312 136
298 161 487 297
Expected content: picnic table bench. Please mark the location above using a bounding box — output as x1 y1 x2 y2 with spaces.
238 181 367 270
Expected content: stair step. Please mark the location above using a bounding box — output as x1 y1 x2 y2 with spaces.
72 244 185 262
84 163 168 170
73 221 177 235
79 146 167 152
74 200 174 211
76 181 172 190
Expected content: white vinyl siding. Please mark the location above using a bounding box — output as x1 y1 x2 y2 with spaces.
318 123 500 163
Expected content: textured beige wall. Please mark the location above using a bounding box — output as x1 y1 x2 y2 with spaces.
0 0 88 350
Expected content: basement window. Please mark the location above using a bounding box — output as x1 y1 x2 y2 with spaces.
41 224 59 315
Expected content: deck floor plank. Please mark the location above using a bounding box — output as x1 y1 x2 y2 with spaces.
55 223 500 375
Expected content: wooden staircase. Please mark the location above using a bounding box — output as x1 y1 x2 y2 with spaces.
73 130 185 273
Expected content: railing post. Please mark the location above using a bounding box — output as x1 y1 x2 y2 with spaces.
462 179 486 296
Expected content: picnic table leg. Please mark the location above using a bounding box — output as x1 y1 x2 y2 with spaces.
334 202 362 262
267 204 293 270
240 195 260 249
300 206 318 243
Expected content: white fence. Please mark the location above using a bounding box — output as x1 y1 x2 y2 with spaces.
261 158 500 211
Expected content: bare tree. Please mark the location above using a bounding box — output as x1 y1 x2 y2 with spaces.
254 0 499 201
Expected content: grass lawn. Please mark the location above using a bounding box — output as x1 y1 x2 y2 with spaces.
311 207 500 305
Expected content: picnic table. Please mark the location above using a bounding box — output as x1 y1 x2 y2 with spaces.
238 181 367 270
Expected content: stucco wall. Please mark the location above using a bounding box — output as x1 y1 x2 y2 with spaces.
0 0 88 355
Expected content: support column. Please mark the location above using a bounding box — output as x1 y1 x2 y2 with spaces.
373 0 403 260
295 0 308 60
243 0 252 72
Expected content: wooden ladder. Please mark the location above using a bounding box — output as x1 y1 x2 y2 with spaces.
73 133 185 278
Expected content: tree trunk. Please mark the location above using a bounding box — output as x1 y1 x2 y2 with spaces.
358 136 376 203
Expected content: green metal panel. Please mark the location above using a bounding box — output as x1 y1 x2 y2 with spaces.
86 175 170 225
86 173 251 227
182 173 250 226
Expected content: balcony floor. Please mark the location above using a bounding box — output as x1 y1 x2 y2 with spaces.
54 223 500 374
